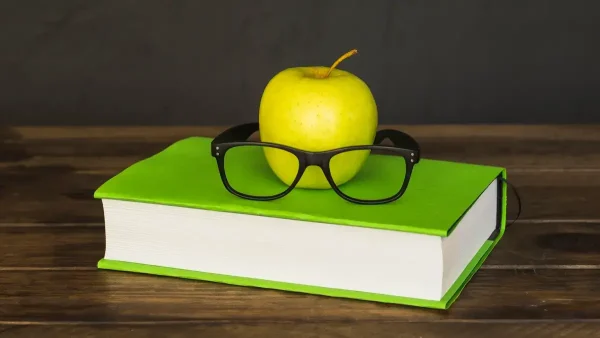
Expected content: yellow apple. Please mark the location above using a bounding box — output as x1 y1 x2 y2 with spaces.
258 49 378 189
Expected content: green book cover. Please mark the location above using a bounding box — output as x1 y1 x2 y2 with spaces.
94 136 508 309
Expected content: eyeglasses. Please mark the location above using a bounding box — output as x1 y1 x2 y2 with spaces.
211 122 420 205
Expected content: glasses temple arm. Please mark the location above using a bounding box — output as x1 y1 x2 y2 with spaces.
374 129 421 162
212 122 260 144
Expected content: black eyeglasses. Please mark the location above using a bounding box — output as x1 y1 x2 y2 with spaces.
211 122 420 205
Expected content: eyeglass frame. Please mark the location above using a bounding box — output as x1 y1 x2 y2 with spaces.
210 122 421 205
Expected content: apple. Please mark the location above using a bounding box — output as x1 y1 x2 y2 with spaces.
258 49 378 189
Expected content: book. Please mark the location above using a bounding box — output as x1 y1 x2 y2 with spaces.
94 136 507 310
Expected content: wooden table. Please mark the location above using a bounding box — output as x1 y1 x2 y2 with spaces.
1 125 599 337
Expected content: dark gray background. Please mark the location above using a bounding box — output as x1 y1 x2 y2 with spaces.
1 0 599 125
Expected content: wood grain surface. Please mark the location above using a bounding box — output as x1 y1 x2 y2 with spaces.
1 269 600 321
1 125 599 337
2 323 600 338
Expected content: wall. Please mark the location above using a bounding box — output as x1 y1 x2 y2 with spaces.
1 0 598 125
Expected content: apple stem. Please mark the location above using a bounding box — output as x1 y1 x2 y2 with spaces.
325 49 358 78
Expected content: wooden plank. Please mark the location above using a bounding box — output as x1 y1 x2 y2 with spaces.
2 126 600 171
0 226 104 268
0 269 600 321
486 222 600 267
11 125 600 140
1 168 598 223
2 222 600 268
1 323 600 338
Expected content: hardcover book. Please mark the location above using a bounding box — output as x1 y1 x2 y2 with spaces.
94 136 507 309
